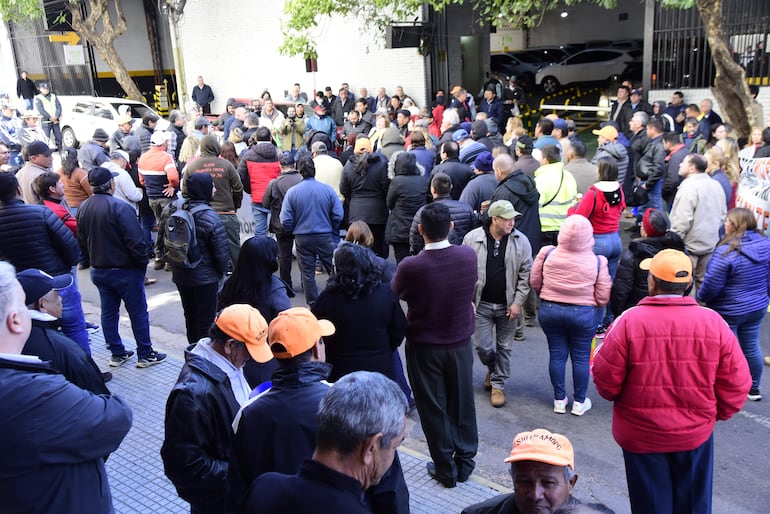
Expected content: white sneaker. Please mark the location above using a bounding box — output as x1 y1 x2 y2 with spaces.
553 398 567 414
571 398 592 416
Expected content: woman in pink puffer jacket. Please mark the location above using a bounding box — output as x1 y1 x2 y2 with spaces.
530 214 612 416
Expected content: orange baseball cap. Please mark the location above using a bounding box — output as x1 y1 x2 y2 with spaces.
354 137 372 154
503 428 575 470
640 248 692 283
592 125 619 141
268 307 335 359
214 304 272 363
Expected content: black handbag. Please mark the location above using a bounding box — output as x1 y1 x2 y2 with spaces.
626 184 649 207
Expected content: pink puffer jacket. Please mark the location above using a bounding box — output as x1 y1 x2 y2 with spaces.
530 215 611 307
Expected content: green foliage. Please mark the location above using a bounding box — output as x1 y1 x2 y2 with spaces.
0 0 44 24
278 0 633 58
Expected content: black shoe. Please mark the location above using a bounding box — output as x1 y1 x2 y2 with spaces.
78 262 90 270
426 462 456 488
748 387 762 401
101 371 113 383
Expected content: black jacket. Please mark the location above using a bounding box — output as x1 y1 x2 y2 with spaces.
489 171 541 255
77 192 149 269
23 318 110 396
341 152 390 225
263 170 302 235
133 123 153 154
0 198 79 275
331 96 356 126
161 344 242 514
610 234 686 315
409 195 476 254
168 124 187 162
227 361 333 513
662 145 689 204
17 77 38 99
431 159 473 200
385 163 427 243
637 135 666 186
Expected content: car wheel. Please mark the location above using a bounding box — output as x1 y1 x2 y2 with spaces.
542 77 559 94
61 127 78 149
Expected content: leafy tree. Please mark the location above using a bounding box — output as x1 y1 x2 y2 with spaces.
0 0 143 100
280 0 754 136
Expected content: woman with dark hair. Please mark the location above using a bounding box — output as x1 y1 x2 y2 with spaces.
386 152 427 263
568 156 625 330
220 141 240 168
341 137 390 258
218 236 293 387
698 207 770 401
311 242 406 382
57 146 92 210
610 208 685 316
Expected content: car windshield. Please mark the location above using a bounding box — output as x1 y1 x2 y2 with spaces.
109 102 155 118
512 52 540 64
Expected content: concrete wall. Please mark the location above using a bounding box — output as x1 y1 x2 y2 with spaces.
0 20 19 104
178 0 427 113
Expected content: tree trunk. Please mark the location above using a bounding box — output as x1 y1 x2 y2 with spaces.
695 0 751 138
68 0 143 101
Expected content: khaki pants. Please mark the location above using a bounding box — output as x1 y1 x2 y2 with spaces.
688 252 712 298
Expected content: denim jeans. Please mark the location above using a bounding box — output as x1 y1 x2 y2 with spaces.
538 300 598 402
474 301 517 389
294 233 335 305
593 231 622 326
251 205 269 240
91 267 153 358
58 278 90 355
139 208 156 257
722 308 765 389
641 179 663 214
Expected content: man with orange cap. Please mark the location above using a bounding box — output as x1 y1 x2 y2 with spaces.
162 304 272 514
593 249 750 514
227 307 408 514
462 428 580 514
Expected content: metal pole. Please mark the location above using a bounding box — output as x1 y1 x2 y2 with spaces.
164 0 188 113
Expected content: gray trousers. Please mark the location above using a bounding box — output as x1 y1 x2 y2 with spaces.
149 197 172 260
474 301 516 389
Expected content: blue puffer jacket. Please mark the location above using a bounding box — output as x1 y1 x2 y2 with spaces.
697 231 770 316
0 198 79 275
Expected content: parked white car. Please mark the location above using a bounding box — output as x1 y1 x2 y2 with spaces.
57 96 169 148
535 49 636 94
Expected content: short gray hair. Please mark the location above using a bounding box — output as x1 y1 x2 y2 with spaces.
631 111 649 125
244 113 260 127
442 108 460 126
317 371 408 455
0 261 19 322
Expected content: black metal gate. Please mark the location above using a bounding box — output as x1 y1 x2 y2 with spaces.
8 17 95 96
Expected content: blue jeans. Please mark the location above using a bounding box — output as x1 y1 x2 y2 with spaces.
593 231 622 326
473 301 517 389
139 209 156 257
722 308 765 390
58 279 90 355
91 267 153 358
294 233 335 305
641 179 663 214
24 98 33 110
251 205 269 240
538 300 598 402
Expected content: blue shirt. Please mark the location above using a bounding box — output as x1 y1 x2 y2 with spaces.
280 177 343 235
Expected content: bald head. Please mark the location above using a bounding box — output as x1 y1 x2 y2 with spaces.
493 154 515 179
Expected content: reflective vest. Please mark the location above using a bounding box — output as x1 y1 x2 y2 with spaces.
35 93 58 119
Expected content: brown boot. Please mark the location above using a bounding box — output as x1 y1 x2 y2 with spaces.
491 388 505 407
483 371 492 391
153 259 164 270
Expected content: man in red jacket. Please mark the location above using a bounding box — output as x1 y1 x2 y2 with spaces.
592 249 751 514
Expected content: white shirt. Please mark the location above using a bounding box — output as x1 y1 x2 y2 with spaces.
190 339 252 406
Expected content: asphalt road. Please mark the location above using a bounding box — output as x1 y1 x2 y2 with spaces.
76 216 770 513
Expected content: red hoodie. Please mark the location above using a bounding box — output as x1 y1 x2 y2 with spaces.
568 181 625 234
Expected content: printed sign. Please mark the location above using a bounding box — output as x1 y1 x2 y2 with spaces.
736 153 770 236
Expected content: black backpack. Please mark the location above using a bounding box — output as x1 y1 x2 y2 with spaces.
164 199 208 269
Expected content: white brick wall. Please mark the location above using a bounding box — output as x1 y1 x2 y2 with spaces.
178 0 427 112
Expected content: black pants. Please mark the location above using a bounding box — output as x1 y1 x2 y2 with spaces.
276 234 295 288
406 340 478 485
176 282 219 344
541 230 559 247
391 242 411 264
369 223 389 259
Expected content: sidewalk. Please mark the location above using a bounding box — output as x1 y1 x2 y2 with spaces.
92 330 507 513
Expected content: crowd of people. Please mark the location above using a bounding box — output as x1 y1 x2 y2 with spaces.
0 77 768 514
